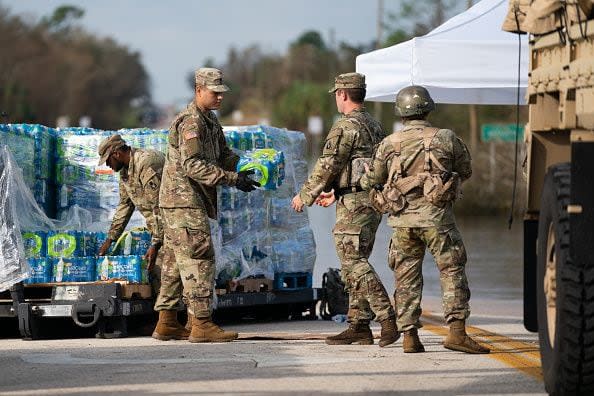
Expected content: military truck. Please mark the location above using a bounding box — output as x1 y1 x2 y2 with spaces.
503 1 594 394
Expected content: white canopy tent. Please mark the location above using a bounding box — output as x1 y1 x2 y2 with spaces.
356 0 529 105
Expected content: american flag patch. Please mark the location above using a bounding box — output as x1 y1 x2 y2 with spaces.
184 131 198 140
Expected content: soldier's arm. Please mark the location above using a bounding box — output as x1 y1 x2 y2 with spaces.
138 159 164 247
298 122 356 206
107 179 135 242
218 131 240 172
179 116 238 187
452 134 472 182
360 141 389 190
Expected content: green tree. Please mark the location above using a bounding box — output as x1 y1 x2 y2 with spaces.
0 6 151 128
272 81 333 133
292 30 327 51
40 5 84 32
383 0 464 46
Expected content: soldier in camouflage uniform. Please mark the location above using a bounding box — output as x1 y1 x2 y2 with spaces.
360 85 489 354
292 73 399 347
97 135 164 297
153 67 259 343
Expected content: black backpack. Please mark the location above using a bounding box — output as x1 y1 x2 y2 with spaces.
319 268 349 320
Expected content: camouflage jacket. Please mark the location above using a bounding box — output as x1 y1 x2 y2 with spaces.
159 101 239 219
360 120 472 227
299 108 385 206
108 148 165 246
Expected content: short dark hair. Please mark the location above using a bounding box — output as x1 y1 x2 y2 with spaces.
341 88 366 104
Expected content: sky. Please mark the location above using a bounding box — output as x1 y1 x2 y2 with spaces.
4 0 401 106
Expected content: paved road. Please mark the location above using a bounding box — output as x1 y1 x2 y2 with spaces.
0 295 545 396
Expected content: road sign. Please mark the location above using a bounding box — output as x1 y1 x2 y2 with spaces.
481 124 524 142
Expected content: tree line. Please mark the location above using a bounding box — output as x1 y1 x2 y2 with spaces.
0 5 151 129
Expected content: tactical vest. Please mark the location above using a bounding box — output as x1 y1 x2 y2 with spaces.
337 113 382 191
370 126 461 215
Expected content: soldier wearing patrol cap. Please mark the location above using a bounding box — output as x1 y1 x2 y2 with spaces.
97 134 165 299
292 72 399 347
153 67 260 343
361 85 489 354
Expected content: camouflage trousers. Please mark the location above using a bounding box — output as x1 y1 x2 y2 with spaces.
389 224 470 331
154 207 215 318
333 191 395 325
148 248 163 298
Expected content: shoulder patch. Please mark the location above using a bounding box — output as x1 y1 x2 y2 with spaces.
184 130 199 141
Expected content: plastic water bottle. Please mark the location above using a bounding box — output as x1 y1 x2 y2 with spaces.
55 258 64 282
123 232 133 255
60 185 69 208
100 256 110 280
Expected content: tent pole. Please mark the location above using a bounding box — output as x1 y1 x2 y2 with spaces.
466 0 479 152
374 0 384 123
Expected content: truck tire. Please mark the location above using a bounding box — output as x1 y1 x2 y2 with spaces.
537 163 594 395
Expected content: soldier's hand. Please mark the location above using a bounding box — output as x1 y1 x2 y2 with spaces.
315 189 336 207
144 245 159 272
291 194 305 212
236 169 260 192
98 238 113 256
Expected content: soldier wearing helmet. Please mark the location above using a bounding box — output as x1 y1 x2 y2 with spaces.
361 85 489 354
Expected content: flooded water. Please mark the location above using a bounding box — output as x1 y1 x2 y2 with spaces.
307 204 524 304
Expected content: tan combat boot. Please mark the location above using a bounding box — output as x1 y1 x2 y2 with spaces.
402 328 425 353
325 323 374 345
443 320 490 354
152 310 190 341
184 312 194 332
378 317 400 347
188 317 238 343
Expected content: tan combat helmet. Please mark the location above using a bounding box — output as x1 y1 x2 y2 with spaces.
395 85 436 117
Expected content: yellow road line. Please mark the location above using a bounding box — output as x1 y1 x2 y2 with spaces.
421 311 543 381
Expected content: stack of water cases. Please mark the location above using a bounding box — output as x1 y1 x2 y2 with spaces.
21 229 151 284
54 127 169 229
2 123 316 288
216 126 316 287
0 124 56 216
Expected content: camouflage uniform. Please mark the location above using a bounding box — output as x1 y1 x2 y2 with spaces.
156 89 239 319
361 119 473 331
100 138 165 297
299 74 395 326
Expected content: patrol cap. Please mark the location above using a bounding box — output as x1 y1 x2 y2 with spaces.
328 72 366 93
98 134 126 165
195 67 230 93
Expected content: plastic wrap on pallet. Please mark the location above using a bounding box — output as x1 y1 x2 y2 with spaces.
0 124 57 216
54 127 168 229
0 143 105 288
0 125 36 188
216 126 315 283
0 147 30 290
